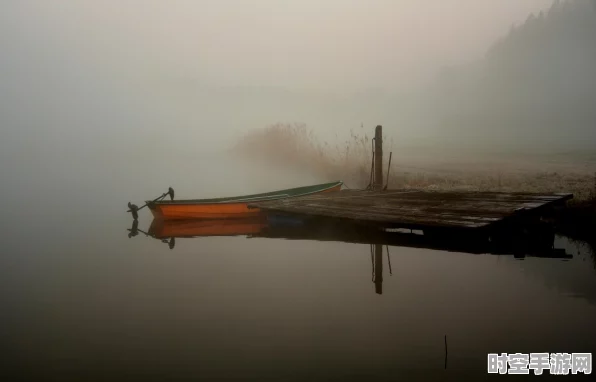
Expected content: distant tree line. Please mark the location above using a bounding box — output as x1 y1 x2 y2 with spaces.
430 0 596 147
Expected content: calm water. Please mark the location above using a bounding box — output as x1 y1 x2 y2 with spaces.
2 194 596 381
1 153 595 381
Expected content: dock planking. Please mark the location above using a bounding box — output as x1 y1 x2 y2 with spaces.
249 190 573 230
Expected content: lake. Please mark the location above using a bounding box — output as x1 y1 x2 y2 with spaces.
2 182 595 381
0 150 594 381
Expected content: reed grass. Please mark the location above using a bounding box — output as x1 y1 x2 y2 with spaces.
233 124 596 200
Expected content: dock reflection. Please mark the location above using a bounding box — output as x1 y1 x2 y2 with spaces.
373 244 383 294
128 217 579 295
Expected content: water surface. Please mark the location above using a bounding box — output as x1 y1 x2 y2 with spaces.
2 193 595 381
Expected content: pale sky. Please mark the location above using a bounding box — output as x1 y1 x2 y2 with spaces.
4 0 551 92
0 0 559 181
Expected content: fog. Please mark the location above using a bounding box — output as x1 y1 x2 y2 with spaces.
2 0 549 89
1 0 593 216
2 4 596 379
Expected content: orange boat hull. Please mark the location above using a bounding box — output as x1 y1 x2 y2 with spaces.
149 183 342 220
149 202 263 220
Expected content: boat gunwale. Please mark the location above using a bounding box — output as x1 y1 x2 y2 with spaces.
148 181 343 206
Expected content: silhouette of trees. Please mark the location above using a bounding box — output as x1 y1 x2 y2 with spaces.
432 0 596 146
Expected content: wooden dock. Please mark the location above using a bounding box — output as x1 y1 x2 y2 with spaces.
249 190 573 231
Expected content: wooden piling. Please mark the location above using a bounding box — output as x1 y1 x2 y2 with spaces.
374 244 383 294
374 125 383 190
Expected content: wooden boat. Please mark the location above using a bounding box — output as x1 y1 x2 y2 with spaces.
147 181 343 220
148 217 268 239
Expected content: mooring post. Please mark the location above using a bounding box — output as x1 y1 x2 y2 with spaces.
374 125 383 190
374 244 383 294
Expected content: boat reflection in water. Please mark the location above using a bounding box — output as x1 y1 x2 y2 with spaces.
149 217 268 239
128 215 574 295
128 217 268 250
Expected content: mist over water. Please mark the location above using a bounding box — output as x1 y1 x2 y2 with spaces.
2 1 596 380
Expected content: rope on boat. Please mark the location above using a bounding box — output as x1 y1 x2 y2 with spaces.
127 187 175 220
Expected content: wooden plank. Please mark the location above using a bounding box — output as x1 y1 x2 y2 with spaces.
250 190 573 230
